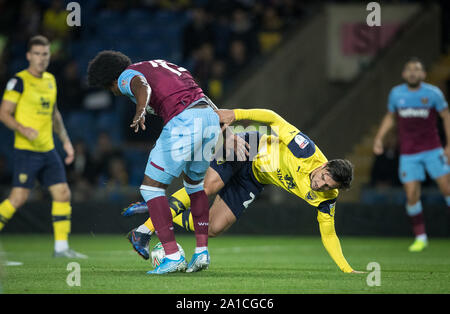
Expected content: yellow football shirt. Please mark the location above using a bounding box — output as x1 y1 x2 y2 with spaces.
2 70 57 152
234 109 338 213
233 109 353 272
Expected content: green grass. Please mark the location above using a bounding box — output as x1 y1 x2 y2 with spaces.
1 234 449 294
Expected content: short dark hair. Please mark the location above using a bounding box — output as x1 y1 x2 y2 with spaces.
27 35 50 51
325 159 354 190
404 57 425 70
87 50 132 88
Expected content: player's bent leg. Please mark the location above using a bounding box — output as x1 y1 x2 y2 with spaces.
0 187 30 231
208 194 237 238
403 181 427 252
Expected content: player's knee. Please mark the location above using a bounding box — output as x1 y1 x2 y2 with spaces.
8 194 28 209
208 221 224 238
204 185 213 196
53 185 71 202
208 228 219 238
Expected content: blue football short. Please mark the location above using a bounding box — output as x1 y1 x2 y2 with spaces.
145 103 220 184
12 148 67 188
210 131 265 219
398 147 450 184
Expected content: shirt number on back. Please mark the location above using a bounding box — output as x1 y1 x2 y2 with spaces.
148 59 187 76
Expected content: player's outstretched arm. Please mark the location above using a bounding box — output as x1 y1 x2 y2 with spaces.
129 75 151 133
317 210 360 273
219 108 300 145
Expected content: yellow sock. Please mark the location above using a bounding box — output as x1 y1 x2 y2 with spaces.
52 201 71 241
173 211 195 232
170 188 191 214
0 199 16 231
143 187 192 233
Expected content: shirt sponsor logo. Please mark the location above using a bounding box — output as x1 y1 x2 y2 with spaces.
306 191 317 201
398 108 430 118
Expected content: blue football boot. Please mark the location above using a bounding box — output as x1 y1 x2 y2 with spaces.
121 202 148 217
147 256 188 275
127 228 151 260
186 250 210 273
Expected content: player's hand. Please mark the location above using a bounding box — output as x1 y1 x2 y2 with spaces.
63 141 75 165
130 110 146 133
216 109 236 132
20 126 39 141
225 133 250 161
373 138 384 155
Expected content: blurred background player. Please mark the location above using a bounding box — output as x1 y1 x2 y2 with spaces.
0 35 86 259
124 108 364 274
373 57 450 252
87 52 220 274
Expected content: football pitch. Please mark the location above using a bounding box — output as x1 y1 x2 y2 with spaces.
1 234 449 294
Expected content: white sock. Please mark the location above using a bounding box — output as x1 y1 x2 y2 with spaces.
136 224 152 234
195 246 208 254
166 251 181 260
54 240 69 252
416 234 428 242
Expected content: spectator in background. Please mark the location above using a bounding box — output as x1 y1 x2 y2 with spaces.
13 0 40 42
226 39 248 79
42 0 70 40
106 156 129 187
57 60 85 113
103 155 130 202
370 129 401 188
92 131 124 183
229 7 258 58
258 6 283 54
67 140 96 201
207 59 226 103
192 42 215 88
182 7 214 62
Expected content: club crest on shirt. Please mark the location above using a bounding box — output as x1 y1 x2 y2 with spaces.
19 173 28 184
329 202 336 217
421 97 429 105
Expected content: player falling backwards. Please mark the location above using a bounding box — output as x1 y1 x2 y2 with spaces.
124 108 364 273
374 57 450 252
88 52 221 274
